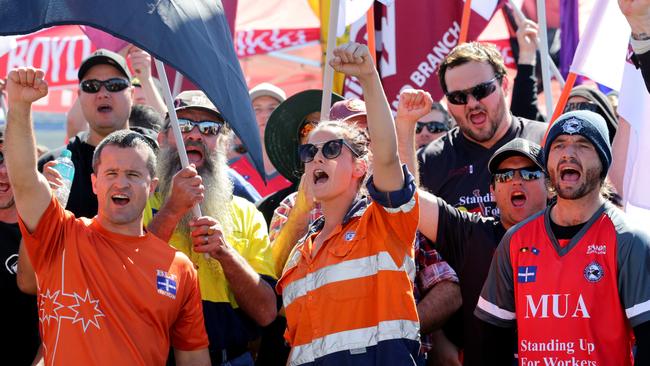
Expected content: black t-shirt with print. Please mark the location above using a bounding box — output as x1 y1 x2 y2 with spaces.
434 197 509 365
417 116 546 218
0 222 40 365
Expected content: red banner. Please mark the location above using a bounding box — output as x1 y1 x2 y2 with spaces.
344 1 502 110
235 28 319 57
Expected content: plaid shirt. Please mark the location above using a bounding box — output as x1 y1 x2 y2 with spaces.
414 232 459 353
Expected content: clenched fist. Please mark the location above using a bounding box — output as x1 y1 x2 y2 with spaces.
6 67 48 107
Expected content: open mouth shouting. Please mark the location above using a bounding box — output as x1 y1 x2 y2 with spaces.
467 109 487 126
97 103 113 114
0 182 10 194
111 193 130 207
185 143 206 166
313 169 329 186
559 166 581 184
510 190 527 208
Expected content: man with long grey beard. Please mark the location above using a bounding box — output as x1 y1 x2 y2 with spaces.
144 90 277 366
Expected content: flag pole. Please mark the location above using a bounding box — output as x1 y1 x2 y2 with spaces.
366 5 376 64
536 0 554 121
154 59 209 257
508 0 565 87
172 71 184 98
459 0 473 44
542 71 577 145
320 0 341 120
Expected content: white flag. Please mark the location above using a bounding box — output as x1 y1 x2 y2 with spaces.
618 60 650 223
569 0 630 90
337 0 374 36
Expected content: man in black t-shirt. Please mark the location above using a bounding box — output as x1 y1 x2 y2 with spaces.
0 126 40 365
417 42 546 218
398 91 549 365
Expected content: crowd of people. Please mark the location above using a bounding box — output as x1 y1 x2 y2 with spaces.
1 2 650 366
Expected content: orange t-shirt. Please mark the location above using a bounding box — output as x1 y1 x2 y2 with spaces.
19 197 208 365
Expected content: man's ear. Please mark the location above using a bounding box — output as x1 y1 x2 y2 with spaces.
91 173 97 195
500 75 510 96
149 177 159 196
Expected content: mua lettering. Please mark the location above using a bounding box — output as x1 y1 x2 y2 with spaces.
525 294 590 319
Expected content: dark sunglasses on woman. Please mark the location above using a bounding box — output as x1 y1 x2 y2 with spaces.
493 167 544 184
445 76 501 105
299 139 361 163
79 78 130 93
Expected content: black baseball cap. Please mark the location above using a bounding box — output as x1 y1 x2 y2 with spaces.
488 138 545 175
78 49 132 81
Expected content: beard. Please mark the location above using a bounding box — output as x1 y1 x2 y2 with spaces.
550 161 602 200
454 97 507 143
157 143 234 235
0 197 15 210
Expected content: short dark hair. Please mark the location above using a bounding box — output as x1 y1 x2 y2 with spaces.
438 42 507 94
129 104 163 132
92 130 157 178
430 101 454 128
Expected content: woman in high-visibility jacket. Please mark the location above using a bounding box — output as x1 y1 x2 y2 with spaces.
277 42 421 366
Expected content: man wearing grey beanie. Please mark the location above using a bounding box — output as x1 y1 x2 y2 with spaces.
476 111 650 365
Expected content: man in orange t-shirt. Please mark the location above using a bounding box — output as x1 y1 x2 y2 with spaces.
4 67 210 366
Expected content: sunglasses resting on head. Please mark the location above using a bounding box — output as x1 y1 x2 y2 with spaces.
445 76 502 105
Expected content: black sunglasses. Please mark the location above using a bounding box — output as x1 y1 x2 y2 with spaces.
416 121 449 134
445 76 501 105
176 118 225 135
493 167 543 183
0 151 3 165
299 139 361 163
80 78 130 93
564 101 599 114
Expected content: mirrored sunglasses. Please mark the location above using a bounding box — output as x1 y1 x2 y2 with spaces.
445 76 500 105
80 78 130 93
416 121 449 134
177 118 225 135
493 167 544 184
299 139 360 163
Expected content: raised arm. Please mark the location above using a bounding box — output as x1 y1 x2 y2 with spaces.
395 88 433 185
4 68 52 232
330 42 403 192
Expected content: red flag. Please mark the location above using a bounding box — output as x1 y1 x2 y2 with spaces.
345 0 501 109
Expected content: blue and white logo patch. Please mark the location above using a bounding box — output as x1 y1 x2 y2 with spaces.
517 266 537 283
156 270 178 299
344 231 356 241
562 117 583 134
584 261 604 283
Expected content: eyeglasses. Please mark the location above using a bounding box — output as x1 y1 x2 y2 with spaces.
299 139 361 163
177 118 225 135
564 101 599 114
445 76 500 105
0 151 3 165
80 78 130 93
416 121 449 134
299 120 319 139
493 167 543 183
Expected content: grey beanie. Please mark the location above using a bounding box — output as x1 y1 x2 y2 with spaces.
543 110 612 178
